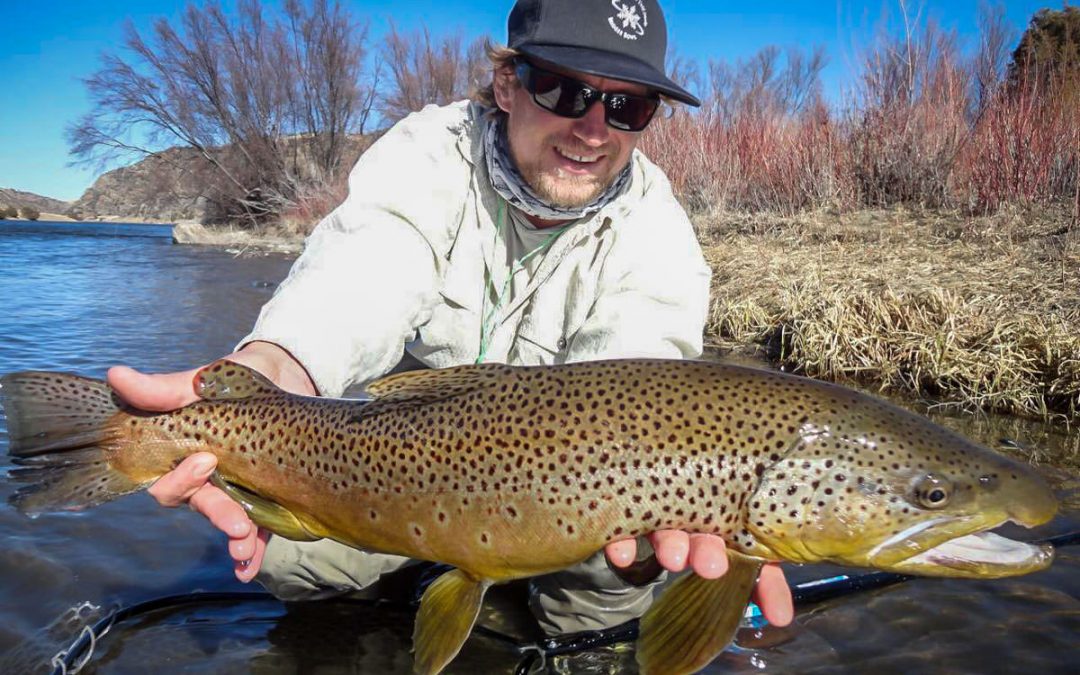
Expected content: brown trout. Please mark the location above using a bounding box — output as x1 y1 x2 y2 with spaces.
0 359 1058 674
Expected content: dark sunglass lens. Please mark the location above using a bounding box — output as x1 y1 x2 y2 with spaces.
563 86 597 117
543 78 591 118
606 95 658 131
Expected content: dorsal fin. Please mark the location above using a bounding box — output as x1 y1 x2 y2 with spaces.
365 363 513 404
194 361 281 400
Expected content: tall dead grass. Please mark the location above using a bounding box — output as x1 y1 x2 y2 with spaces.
701 208 1080 421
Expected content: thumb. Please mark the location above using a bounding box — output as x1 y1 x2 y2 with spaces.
107 365 203 411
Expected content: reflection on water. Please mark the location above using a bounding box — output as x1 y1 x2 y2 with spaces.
0 222 1077 673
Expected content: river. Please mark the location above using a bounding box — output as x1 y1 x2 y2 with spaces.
0 220 1076 673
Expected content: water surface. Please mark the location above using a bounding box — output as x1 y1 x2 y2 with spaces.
0 220 1076 673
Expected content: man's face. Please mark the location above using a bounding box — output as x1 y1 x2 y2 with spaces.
494 60 652 209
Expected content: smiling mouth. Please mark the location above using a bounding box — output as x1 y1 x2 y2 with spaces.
555 146 602 166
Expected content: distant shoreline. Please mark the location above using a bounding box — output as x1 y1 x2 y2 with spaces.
1 217 175 227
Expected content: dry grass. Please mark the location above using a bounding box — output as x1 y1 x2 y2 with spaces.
171 221 303 255
700 206 1080 420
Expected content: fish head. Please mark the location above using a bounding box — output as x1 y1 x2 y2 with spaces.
744 388 1058 579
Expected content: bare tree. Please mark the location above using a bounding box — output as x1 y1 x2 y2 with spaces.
68 0 376 225
972 2 1015 117
704 45 826 123
780 45 828 114
379 21 489 124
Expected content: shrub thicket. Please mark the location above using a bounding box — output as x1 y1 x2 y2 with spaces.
640 5 1080 219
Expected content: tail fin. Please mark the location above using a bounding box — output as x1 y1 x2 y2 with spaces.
1 371 143 516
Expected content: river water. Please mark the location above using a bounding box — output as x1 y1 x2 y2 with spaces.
0 220 1076 674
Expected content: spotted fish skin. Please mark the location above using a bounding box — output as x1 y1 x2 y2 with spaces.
1 359 1059 675
7 358 1055 579
120 359 782 579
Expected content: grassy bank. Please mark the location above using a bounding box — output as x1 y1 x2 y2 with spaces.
171 221 304 255
697 205 1080 422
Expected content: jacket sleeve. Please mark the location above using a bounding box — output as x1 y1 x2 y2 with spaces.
256 537 416 601
568 179 711 362
238 105 471 397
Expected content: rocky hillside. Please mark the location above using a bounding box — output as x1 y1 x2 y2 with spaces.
0 188 70 216
72 147 211 223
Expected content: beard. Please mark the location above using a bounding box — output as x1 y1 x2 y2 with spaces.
525 168 606 208
512 137 624 209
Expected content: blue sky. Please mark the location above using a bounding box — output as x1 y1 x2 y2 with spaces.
0 0 1057 202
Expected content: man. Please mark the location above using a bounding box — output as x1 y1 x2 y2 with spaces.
110 0 793 637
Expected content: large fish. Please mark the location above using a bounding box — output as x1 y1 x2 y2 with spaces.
0 359 1059 674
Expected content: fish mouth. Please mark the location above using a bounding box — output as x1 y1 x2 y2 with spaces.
882 524 1054 579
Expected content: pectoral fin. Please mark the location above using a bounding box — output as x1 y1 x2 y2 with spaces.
636 551 764 675
412 568 490 675
209 472 320 541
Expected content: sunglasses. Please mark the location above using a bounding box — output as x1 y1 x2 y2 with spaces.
514 60 660 132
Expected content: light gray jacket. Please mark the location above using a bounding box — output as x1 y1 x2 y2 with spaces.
240 100 711 634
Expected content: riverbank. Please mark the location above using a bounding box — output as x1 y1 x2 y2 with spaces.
175 206 1080 421
698 205 1079 422
171 221 304 255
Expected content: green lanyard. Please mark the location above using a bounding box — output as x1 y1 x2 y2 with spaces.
476 200 569 364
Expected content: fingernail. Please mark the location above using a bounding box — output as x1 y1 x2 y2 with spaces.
191 456 215 478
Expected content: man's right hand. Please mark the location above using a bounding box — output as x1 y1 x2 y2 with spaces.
106 341 317 582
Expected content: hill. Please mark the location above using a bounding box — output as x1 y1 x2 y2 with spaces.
72 148 210 223
0 188 70 216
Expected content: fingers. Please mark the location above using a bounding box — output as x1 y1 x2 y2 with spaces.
752 563 794 627
187 483 261 580
107 365 202 411
687 533 729 579
189 483 252 540
649 532 730 577
234 530 270 582
604 537 638 568
148 453 218 507
649 530 691 572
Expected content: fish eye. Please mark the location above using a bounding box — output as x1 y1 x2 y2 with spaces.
911 474 952 509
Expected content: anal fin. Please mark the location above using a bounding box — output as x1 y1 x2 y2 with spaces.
637 551 764 675
412 568 490 675
209 472 320 541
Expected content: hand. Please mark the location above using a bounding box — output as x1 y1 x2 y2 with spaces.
107 341 316 582
605 532 794 626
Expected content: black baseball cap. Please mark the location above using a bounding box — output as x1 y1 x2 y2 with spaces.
507 0 700 107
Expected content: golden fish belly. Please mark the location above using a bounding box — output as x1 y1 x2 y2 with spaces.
146 384 761 579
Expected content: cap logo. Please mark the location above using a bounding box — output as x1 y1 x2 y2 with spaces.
608 0 648 41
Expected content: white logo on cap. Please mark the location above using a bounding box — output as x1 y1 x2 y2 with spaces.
608 1 648 41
